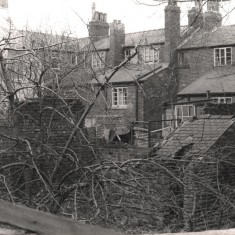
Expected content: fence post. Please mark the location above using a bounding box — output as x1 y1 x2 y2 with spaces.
130 122 134 145
148 122 151 147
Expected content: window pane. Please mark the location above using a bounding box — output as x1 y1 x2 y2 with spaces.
220 49 225 65
112 88 127 107
215 49 220 66
226 48 232 65
182 106 189 116
154 49 159 62
188 106 194 116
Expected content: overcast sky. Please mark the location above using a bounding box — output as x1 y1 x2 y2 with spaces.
6 0 235 38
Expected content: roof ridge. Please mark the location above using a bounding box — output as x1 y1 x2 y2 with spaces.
125 28 165 36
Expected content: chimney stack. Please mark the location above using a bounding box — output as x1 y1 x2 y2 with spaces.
0 0 8 8
164 0 181 62
108 20 125 67
188 7 204 29
204 0 222 30
89 3 109 42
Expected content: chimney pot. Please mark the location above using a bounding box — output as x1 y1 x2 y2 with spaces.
103 13 107 22
100 13 104 21
94 12 99 21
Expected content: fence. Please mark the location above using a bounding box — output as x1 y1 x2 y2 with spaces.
130 119 179 147
0 199 235 235
0 200 124 235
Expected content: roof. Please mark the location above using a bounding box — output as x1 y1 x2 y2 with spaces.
178 66 235 96
81 26 189 51
80 29 166 52
125 29 165 47
92 63 169 84
157 115 235 158
178 25 235 50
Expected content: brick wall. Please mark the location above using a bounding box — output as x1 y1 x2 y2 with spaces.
87 83 144 131
178 46 235 91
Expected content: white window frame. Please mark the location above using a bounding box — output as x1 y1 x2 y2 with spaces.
140 46 159 64
92 51 106 69
212 97 232 104
214 47 232 67
112 87 128 108
175 105 196 121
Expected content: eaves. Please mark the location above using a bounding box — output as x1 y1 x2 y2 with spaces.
177 43 235 51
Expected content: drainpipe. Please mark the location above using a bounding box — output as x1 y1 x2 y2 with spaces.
135 83 139 121
105 85 108 112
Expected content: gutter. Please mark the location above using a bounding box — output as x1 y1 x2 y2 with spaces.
163 98 216 107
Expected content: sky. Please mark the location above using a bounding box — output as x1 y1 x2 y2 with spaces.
6 0 235 38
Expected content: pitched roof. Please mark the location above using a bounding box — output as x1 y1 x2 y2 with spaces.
92 63 169 84
79 29 166 52
157 115 235 158
80 26 190 51
178 25 235 50
178 66 235 96
125 29 165 47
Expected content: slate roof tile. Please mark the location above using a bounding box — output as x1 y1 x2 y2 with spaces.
178 66 235 96
178 25 235 49
92 63 169 84
157 115 235 158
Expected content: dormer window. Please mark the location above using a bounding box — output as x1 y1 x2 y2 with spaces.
92 51 106 69
214 47 232 66
140 46 159 64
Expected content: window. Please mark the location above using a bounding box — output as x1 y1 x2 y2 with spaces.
214 47 232 66
175 105 195 121
92 51 105 69
124 48 138 63
140 46 159 63
179 52 189 66
112 87 128 108
71 54 78 65
212 97 232 104
125 49 131 59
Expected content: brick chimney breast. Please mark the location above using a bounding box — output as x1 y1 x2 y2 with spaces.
164 2 181 62
204 0 222 30
89 5 109 42
108 20 125 67
188 7 204 29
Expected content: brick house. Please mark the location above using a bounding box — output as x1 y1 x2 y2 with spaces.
59 1 185 141
163 1 235 126
78 0 235 143
2 0 235 143
74 0 235 142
